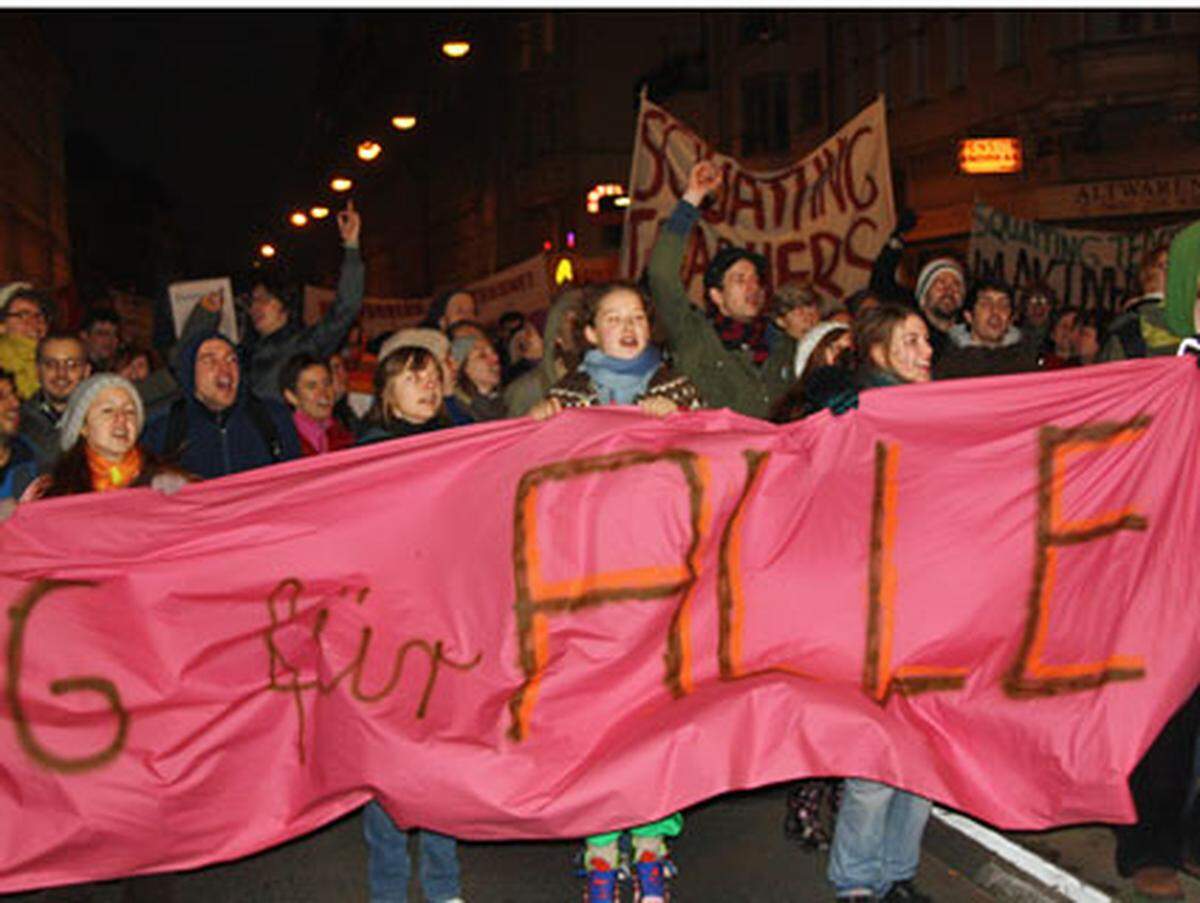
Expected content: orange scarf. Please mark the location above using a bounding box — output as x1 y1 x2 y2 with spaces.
86 446 143 492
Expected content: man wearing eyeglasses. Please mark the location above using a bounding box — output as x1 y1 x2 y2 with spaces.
20 334 92 469
0 284 53 400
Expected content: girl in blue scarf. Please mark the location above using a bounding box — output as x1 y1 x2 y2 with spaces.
530 281 700 420
528 281 700 902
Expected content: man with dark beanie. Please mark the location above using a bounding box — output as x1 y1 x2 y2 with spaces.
646 160 794 417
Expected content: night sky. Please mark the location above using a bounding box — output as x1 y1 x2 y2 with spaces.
36 10 334 280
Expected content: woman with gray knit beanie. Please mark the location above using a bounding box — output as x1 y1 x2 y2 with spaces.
26 373 192 499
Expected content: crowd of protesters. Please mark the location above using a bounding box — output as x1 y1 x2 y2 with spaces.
1 168 1199 903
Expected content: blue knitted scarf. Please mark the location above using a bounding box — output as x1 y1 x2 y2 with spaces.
581 346 661 405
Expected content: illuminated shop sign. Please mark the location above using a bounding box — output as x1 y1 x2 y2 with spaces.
958 138 1023 175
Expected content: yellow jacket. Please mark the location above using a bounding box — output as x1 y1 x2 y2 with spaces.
0 333 40 399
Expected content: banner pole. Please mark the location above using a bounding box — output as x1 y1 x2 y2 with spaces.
619 84 651 279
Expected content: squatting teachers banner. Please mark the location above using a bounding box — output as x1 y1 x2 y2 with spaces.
969 203 1187 313
621 95 896 301
2 358 1200 891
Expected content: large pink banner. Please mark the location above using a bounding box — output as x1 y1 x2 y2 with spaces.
2 358 1199 891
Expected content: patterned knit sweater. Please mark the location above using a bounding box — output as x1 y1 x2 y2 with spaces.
546 361 702 410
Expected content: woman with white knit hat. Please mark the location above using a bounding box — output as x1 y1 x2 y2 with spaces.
29 373 191 498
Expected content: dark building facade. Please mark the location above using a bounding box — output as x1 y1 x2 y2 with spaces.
0 15 70 290
294 10 1200 297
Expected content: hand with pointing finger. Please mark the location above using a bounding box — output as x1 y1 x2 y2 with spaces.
337 200 361 247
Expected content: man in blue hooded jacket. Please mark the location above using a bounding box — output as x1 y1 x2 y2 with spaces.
142 329 299 479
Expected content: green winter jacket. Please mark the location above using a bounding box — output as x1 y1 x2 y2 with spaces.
646 201 793 419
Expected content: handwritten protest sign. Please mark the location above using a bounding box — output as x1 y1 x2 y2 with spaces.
305 253 564 339
465 253 554 323
621 95 896 302
168 277 238 344
969 203 1187 313
2 358 1199 891
303 286 426 341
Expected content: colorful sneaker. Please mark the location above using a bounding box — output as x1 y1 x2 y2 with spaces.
632 856 675 903
584 859 621 903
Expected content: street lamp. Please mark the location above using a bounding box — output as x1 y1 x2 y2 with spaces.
289 211 309 227
357 140 382 162
309 206 330 220
259 243 276 259
391 115 418 131
330 177 353 193
441 40 471 59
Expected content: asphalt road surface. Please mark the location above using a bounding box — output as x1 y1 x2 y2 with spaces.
8 785 995 902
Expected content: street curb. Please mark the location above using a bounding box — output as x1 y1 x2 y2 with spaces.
925 808 1110 903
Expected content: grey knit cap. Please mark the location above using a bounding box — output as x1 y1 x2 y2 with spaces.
59 374 145 451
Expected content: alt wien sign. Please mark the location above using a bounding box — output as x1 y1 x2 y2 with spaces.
957 137 1023 175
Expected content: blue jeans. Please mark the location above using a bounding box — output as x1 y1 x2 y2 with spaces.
363 800 461 903
827 778 931 897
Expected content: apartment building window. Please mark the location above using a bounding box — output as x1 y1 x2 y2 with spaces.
996 11 1025 68
909 18 929 103
740 12 784 45
1086 11 1172 39
945 14 966 90
1151 11 1173 31
875 20 891 99
741 72 790 156
834 19 861 123
517 21 533 72
798 68 821 129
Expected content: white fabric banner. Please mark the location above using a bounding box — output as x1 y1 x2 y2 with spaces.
465 254 553 322
168 277 238 343
620 95 896 302
302 287 427 341
968 204 1187 313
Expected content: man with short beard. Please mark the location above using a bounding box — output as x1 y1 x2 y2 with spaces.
20 333 91 469
912 258 966 358
79 307 122 372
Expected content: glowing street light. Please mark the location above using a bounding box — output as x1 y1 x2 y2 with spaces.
441 40 471 59
330 177 353 193
259 243 276 259
391 115 418 131
289 211 309 227
357 140 382 162
309 206 330 220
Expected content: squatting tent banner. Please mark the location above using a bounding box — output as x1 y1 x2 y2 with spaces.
970 203 1188 314
620 95 896 302
2 358 1200 890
